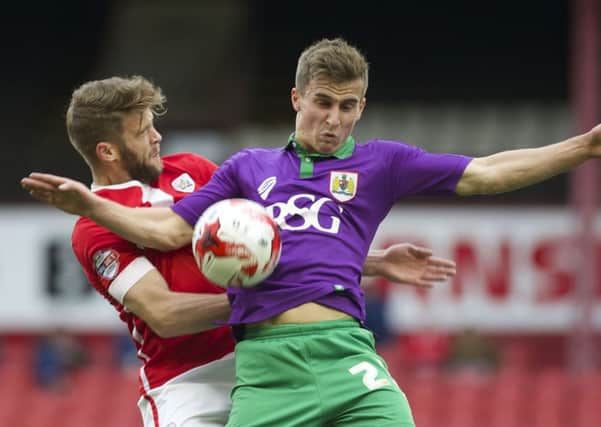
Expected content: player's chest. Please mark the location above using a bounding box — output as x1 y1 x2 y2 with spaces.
247 163 372 207
246 168 372 235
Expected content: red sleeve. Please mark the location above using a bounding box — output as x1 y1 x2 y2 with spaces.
72 218 151 304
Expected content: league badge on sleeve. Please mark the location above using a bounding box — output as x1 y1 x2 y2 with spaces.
93 249 120 280
329 171 358 202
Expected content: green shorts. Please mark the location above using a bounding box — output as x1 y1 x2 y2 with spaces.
226 319 415 427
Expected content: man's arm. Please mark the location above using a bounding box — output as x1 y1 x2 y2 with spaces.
455 125 600 196
131 244 448 335
21 173 191 250
130 244 453 334
122 268 230 338
363 243 456 288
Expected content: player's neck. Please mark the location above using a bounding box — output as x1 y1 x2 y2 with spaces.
92 168 133 186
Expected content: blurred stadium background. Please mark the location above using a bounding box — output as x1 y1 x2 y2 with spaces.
2 0 600 426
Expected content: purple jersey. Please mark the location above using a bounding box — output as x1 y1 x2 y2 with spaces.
173 137 472 325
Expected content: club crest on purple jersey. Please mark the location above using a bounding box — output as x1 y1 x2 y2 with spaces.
329 171 358 202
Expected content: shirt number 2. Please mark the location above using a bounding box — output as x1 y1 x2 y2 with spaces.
348 361 391 390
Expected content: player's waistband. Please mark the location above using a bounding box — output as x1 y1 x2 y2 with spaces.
243 318 360 340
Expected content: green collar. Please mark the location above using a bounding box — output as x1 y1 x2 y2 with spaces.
287 133 355 159
287 133 355 179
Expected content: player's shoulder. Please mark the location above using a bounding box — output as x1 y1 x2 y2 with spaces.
72 216 106 251
240 146 279 154
72 216 137 265
228 146 282 163
162 152 217 171
361 138 414 149
359 138 424 156
215 147 266 171
161 152 218 189
93 183 145 207
72 216 113 239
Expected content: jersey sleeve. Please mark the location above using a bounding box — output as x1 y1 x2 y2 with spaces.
171 150 248 226
381 140 473 199
72 219 155 304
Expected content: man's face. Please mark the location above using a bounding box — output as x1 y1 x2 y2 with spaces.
119 108 163 183
291 76 366 155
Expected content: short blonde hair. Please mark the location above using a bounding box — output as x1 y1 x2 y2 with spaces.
66 76 166 166
295 38 369 96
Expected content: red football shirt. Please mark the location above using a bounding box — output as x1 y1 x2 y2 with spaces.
71 153 235 394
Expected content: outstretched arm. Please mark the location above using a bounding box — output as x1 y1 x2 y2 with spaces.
21 173 192 250
456 124 601 195
363 243 456 288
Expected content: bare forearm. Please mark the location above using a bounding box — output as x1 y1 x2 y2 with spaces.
89 197 191 250
153 293 230 337
362 250 385 277
457 132 592 195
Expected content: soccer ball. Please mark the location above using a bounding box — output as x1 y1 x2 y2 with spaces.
192 199 282 288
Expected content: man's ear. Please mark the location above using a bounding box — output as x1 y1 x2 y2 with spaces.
291 87 301 112
96 142 120 162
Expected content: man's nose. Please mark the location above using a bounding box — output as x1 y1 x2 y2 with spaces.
151 127 162 143
326 107 341 127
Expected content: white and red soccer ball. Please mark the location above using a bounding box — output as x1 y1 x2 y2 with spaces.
192 199 282 288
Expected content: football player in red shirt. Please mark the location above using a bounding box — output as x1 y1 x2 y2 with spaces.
41 76 456 427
